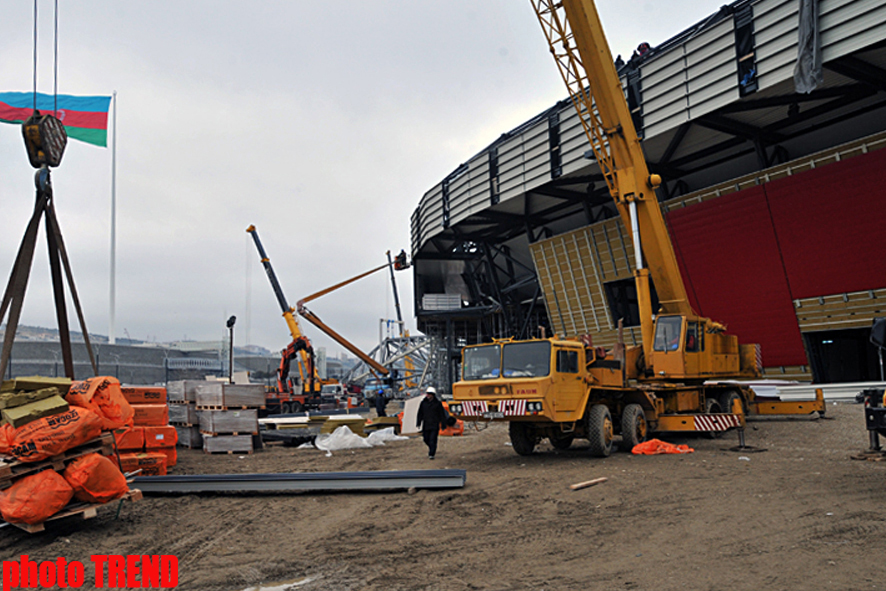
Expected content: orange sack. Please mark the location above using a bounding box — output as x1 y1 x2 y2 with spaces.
63 453 129 504
440 402 464 437
0 469 74 525
67 376 134 431
632 439 694 455
0 406 103 462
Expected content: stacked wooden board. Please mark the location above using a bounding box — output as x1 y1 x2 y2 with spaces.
112 386 177 475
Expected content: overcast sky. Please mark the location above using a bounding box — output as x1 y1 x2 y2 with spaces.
0 0 724 358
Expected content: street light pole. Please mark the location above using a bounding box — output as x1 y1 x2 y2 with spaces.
226 316 237 383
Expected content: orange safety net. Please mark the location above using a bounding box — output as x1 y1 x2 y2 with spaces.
0 406 104 463
67 376 134 431
0 469 74 525
63 453 129 504
632 439 694 455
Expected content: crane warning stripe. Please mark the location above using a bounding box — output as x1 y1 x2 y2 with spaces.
461 401 488 416
499 399 527 416
693 414 742 432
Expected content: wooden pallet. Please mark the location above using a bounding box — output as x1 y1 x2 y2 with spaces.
203 449 253 455
199 430 258 437
169 421 196 427
3 489 143 533
0 433 115 490
196 405 265 411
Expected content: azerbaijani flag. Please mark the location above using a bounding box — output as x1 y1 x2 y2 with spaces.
0 91 112 147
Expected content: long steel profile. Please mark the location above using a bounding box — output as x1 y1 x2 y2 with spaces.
132 469 466 493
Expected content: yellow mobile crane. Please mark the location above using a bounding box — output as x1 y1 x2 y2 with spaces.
448 0 824 456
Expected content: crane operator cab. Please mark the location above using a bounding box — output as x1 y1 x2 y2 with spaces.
649 315 758 380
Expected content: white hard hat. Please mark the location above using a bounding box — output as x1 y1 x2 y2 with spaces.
426 386 436 395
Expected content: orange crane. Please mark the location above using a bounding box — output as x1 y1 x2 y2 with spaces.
247 225 335 412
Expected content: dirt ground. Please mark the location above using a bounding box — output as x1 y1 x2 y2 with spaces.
4 402 886 591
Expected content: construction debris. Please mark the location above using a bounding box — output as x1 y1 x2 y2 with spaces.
569 477 608 491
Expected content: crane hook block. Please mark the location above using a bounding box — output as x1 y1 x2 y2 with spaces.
22 111 67 169
393 250 410 270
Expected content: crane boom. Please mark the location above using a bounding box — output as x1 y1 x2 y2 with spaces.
296 250 410 378
246 224 317 391
531 0 694 356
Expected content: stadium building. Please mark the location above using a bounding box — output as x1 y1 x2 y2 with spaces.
411 0 886 390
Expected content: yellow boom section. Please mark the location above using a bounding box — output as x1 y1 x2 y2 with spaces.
530 0 695 344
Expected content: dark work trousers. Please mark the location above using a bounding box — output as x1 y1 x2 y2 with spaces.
422 428 439 457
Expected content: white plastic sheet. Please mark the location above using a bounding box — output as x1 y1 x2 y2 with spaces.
312 426 408 454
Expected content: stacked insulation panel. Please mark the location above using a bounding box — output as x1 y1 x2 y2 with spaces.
113 386 177 475
195 383 264 454
167 380 203 450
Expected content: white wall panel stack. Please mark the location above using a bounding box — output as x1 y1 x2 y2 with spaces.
558 104 594 177
448 153 490 227
416 184 445 244
820 0 886 62
495 120 551 204
754 0 798 91
642 18 738 139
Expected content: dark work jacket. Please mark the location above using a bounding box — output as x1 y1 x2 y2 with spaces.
416 395 447 432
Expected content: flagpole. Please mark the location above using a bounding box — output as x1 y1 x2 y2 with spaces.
109 90 117 345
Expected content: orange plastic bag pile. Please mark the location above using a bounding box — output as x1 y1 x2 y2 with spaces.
632 439 694 455
0 469 74 524
440 402 464 437
67 376 134 431
0 406 103 463
63 453 129 504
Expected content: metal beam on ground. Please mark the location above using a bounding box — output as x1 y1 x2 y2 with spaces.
132 469 467 493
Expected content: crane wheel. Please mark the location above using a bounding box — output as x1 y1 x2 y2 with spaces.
719 390 744 416
587 404 613 457
291 401 304 413
704 397 724 439
620 403 648 451
509 422 538 456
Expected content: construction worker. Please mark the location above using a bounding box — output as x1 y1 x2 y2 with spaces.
375 387 387 417
416 387 447 460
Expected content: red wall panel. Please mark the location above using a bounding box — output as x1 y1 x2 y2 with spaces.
667 187 808 367
764 148 886 298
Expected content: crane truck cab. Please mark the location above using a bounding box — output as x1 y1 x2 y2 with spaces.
450 337 626 455
649 315 761 381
